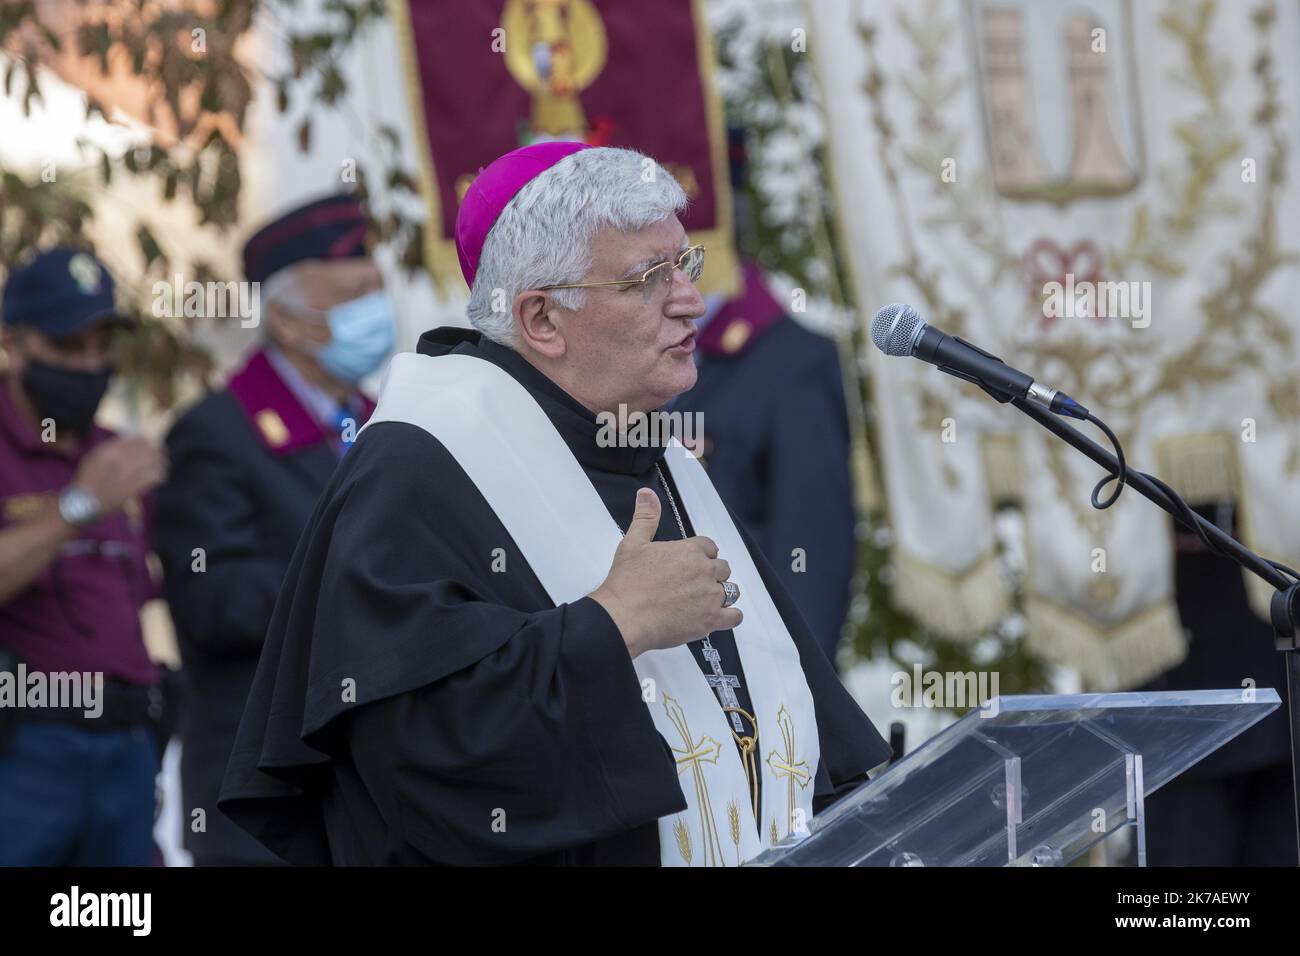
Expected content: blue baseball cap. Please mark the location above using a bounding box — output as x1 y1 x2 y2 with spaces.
2 247 130 339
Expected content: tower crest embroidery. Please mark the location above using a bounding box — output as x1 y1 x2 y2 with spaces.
664 693 725 866
765 704 811 839
971 0 1144 205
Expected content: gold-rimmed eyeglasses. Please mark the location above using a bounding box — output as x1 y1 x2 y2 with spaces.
540 244 705 303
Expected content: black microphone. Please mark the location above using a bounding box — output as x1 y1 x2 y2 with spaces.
870 303 1089 420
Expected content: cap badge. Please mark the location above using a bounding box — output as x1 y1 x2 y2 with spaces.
68 253 103 295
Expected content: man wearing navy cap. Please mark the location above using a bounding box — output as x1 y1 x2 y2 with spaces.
0 247 168 866
154 193 395 865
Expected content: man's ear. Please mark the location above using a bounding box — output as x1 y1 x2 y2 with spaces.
515 289 566 360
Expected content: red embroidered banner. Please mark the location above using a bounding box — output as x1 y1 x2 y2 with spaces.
392 0 739 295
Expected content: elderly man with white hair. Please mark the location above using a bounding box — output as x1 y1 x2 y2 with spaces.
220 142 890 867
158 193 393 867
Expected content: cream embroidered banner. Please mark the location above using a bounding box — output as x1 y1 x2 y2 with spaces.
809 0 1300 689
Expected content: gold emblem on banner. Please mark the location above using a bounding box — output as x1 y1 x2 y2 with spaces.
502 0 608 139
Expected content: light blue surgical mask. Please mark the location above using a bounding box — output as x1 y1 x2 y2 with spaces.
318 289 396 383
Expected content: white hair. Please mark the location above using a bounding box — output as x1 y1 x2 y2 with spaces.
465 146 689 346
251 263 314 343
260 264 303 312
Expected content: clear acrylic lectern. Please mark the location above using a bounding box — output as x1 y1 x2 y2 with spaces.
750 689 1281 867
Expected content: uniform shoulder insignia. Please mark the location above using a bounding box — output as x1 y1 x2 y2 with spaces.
255 409 291 449
721 319 752 354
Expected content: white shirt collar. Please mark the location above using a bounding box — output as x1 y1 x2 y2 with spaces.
264 344 343 426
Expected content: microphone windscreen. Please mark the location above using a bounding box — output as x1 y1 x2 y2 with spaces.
871 303 924 356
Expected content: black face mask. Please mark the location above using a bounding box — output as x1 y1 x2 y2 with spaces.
21 361 112 435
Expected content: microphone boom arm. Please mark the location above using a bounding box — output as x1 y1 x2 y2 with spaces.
1009 394 1300 864
1011 397 1291 591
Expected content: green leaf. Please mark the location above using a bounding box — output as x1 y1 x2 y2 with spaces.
136 224 162 269
386 168 418 193
319 64 345 105
200 77 220 112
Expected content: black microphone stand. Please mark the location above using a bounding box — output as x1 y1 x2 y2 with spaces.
1009 395 1300 863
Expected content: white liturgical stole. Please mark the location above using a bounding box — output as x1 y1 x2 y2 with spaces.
363 352 820 866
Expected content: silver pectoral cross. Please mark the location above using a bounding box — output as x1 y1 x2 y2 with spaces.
702 639 745 734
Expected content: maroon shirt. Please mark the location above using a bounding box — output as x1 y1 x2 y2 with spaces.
0 379 159 685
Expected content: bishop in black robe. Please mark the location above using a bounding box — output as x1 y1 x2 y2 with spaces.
218 328 891 865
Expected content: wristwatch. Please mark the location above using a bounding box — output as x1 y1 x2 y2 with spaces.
57 485 102 527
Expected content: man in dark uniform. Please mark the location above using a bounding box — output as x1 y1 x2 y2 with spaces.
0 248 167 865
673 261 858 664
155 194 394 865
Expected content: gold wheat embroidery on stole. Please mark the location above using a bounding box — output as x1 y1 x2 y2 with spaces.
726 800 742 866
664 694 725 866
673 817 692 865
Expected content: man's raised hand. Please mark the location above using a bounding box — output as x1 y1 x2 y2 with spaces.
590 487 741 658
72 435 168 516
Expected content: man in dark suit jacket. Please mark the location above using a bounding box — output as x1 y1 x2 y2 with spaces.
155 195 394 865
673 262 858 665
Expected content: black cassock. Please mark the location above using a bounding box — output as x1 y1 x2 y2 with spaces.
219 328 891 865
